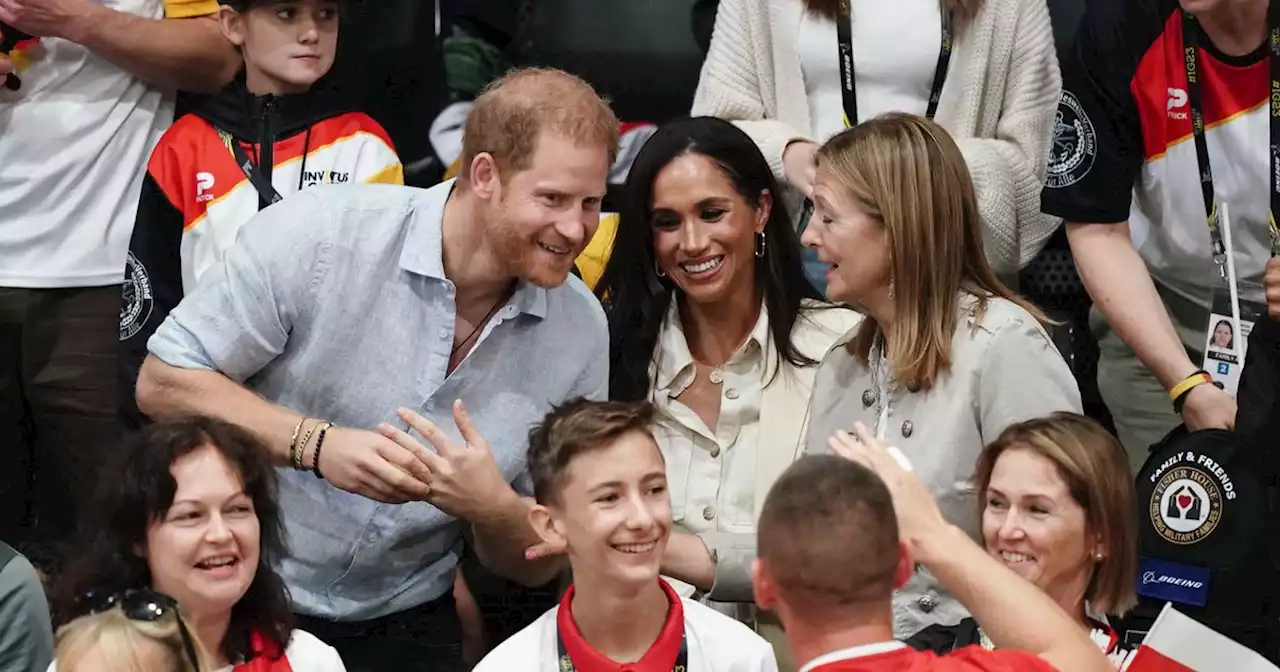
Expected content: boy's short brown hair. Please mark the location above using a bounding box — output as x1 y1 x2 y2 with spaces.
526 398 656 505
459 67 620 182
758 455 901 612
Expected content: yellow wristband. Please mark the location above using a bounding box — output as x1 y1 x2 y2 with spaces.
1169 372 1212 402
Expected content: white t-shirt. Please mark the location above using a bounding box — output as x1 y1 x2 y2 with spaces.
797 0 944 142
48 629 345 672
475 596 779 672
0 0 180 289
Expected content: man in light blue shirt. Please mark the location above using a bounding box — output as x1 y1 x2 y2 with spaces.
134 67 619 671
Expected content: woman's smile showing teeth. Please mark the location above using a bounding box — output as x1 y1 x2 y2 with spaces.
612 541 657 554
999 551 1034 564
679 255 724 275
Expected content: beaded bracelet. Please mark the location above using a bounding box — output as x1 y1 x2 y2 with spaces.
295 421 321 471
312 423 333 480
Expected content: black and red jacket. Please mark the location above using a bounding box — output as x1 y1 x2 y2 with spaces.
119 77 402 427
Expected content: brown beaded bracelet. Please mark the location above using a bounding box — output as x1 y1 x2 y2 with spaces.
312 423 333 480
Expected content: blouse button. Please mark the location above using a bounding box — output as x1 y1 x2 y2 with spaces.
901 420 914 438
725 388 740 400
709 446 721 458
918 595 936 613
861 389 877 408
702 506 716 521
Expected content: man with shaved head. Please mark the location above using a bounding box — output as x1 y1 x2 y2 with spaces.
133 67 618 670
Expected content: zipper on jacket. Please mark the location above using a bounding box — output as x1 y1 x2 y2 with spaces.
257 96 277 210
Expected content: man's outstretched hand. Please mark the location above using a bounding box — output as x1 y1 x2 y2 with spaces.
379 400 514 523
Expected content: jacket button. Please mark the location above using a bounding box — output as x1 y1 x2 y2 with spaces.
725 388 740 400
861 389 877 407
709 446 721 458
702 506 716 521
901 421 914 438
918 595 935 613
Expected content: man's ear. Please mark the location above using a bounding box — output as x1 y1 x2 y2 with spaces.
468 153 502 203
751 558 776 611
893 541 915 590
218 6 247 47
528 503 566 549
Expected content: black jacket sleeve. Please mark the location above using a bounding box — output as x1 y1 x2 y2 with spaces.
118 172 186 430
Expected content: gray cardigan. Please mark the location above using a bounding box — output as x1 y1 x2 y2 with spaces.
804 295 1082 637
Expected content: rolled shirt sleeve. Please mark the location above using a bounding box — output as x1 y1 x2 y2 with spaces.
699 531 757 603
147 192 331 382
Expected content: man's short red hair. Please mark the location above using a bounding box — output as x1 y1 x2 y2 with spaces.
459 67 620 181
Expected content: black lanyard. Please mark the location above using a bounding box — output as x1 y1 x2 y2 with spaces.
217 129 283 208
1180 8 1280 265
836 1 953 126
556 629 688 671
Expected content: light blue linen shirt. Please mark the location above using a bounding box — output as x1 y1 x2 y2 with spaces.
147 180 609 620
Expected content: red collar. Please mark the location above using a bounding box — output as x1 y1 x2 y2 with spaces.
556 579 685 672
233 630 293 672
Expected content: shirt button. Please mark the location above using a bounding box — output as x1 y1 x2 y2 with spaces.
710 446 721 458
725 388 740 400
437 328 449 339
702 506 716 521
366 532 378 543
918 595 935 613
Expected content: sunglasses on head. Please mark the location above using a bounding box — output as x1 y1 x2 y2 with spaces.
78 588 202 670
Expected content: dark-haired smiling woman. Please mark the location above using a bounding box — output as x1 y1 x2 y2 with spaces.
51 419 344 671
592 116 858 653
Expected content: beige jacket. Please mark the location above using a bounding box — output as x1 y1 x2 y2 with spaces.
691 0 1063 272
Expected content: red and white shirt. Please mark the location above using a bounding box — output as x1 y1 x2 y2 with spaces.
800 641 1055 672
1042 0 1271 308
474 579 777 672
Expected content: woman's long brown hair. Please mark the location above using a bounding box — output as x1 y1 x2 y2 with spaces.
803 0 982 21
815 113 1047 391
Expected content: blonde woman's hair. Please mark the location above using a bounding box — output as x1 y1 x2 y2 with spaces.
815 113 1046 390
975 413 1139 616
55 607 205 672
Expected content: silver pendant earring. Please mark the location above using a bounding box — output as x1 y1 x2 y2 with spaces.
755 232 767 258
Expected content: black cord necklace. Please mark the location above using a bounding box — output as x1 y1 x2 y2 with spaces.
451 284 516 359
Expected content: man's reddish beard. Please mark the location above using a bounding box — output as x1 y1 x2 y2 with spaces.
487 201 577 288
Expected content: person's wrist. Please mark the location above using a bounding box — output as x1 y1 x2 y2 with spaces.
59 1 109 46
468 485 521 527
904 520 962 567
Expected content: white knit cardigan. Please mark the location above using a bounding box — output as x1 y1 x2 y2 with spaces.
691 0 1063 272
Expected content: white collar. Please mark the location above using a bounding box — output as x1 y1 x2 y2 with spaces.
798 641 908 672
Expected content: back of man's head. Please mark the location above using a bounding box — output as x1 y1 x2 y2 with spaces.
756 455 902 624
459 67 620 182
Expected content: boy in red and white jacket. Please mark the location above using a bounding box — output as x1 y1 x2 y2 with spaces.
120 0 401 427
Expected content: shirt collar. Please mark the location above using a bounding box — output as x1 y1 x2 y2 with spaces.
397 179 547 320
556 579 685 672
652 298 771 393
798 641 908 672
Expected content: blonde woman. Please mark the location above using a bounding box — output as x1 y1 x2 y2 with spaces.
692 0 1061 275
51 592 204 672
800 114 1082 637
907 413 1139 668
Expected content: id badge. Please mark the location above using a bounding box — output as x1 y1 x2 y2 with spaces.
1201 281 1266 397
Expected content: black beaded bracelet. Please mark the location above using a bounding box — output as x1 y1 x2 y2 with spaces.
312 423 332 480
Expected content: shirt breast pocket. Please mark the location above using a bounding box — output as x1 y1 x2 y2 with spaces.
651 424 693 522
